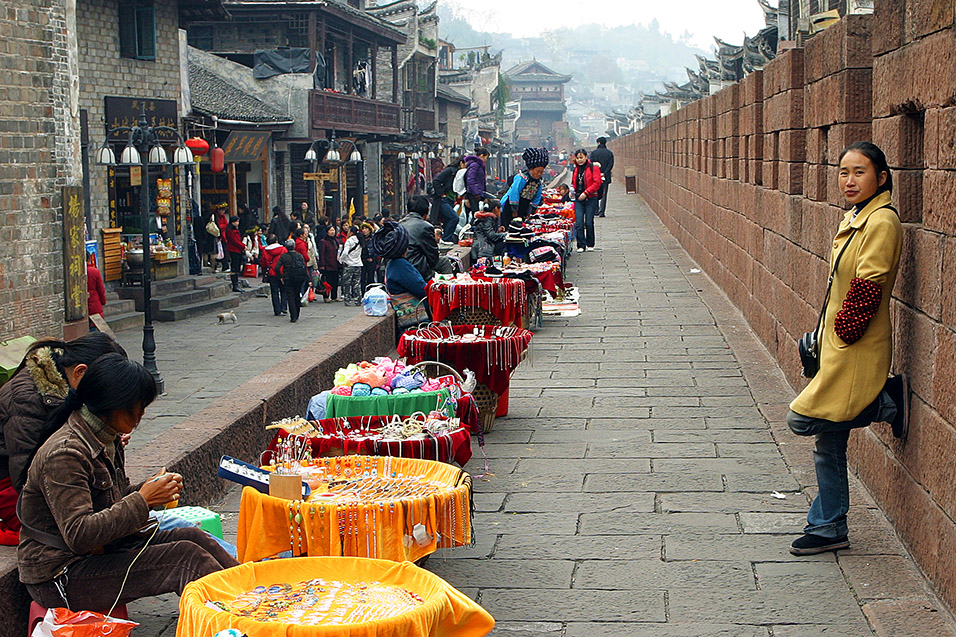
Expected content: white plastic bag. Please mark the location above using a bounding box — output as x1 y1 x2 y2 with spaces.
362 284 390 317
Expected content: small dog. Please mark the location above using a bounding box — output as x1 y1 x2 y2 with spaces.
217 311 238 324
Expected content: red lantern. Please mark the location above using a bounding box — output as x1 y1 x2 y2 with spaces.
210 146 225 173
184 137 210 156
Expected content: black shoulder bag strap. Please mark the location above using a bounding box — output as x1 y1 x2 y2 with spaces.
16 495 71 552
813 227 858 342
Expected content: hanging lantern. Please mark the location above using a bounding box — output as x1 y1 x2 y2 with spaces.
210 145 225 173
184 137 210 156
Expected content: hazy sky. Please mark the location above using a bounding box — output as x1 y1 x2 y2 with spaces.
443 0 769 51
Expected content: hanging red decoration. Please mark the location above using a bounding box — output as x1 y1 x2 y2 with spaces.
210 146 225 173
184 137 210 156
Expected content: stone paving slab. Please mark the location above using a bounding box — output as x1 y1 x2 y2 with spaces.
127 186 956 635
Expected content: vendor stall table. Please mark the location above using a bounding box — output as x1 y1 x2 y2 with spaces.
427 275 527 328
177 556 494 636
237 455 472 564
398 324 533 432
267 414 473 466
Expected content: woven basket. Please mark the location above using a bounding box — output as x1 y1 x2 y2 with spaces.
447 306 501 326
406 361 464 383
472 382 500 433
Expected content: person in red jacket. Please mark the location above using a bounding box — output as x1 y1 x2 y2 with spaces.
214 205 230 272
224 215 245 292
260 234 288 315
292 227 312 301
572 148 603 252
86 263 106 330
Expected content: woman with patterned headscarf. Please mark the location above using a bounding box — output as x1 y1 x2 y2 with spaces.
500 147 549 229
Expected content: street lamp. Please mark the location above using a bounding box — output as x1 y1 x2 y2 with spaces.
96 109 194 394
303 135 363 220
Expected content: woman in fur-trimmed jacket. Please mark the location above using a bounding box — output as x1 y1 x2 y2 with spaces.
0 334 125 542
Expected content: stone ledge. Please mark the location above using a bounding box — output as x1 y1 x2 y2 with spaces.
0 311 395 637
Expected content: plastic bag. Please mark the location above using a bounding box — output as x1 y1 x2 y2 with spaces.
32 608 137 637
362 284 390 317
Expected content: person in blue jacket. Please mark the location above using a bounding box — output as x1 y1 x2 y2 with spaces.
501 147 548 228
368 220 429 300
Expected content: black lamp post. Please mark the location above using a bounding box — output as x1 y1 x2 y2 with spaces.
95 109 194 394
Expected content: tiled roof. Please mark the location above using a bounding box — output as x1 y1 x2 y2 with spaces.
188 62 292 124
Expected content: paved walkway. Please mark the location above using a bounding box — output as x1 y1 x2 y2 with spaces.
129 187 956 635
115 287 365 452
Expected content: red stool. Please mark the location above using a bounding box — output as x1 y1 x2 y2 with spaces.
28 601 128 634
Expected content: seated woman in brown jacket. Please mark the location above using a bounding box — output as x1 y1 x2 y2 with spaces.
17 353 238 611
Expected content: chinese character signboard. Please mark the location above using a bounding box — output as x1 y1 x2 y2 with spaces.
63 187 87 321
221 131 270 161
104 96 178 142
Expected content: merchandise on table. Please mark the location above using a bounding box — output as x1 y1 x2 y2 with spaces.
427 274 528 327
266 410 475 466
397 324 533 431
236 455 472 563
178 557 495 635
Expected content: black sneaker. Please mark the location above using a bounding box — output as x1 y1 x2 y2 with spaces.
885 374 910 439
789 533 849 555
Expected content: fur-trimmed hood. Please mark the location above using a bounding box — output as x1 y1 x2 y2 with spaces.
25 346 69 400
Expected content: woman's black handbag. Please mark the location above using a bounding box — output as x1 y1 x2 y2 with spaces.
800 229 857 378
799 331 819 378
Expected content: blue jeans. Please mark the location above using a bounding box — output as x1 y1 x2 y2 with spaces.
438 199 459 242
151 510 238 558
787 389 896 538
574 197 597 248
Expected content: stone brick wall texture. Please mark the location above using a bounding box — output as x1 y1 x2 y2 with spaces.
0 0 79 343
611 5 956 611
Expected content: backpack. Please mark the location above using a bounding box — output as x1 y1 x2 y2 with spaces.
452 167 468 196
281 252 308 280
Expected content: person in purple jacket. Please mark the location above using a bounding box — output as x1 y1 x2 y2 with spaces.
463 147 490 215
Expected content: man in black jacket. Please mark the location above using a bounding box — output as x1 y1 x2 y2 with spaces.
399 196 453 280
590 137 615 218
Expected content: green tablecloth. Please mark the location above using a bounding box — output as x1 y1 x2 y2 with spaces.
325 388 455 418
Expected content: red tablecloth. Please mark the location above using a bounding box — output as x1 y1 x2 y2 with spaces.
427 276 527 327
397 325 533 396
268 418 473 466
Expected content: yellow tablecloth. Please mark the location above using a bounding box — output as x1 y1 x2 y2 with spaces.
238 456 472 564
176 556 494 636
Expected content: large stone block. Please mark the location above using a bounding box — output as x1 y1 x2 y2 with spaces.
897 225 942 319
922 169 956 233
873 29 956 117
874 0 905 55
933 326 956 425
763 90 805 133
904 0 954 43
763 48 805 97
873 113 925 169
893 169 924 223
943 237 956 329
892 301 939 403
778 129 807 163
804 68 873 128
805 14 874 83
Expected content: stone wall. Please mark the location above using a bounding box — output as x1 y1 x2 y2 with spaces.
611 5 956 610
0 0 80 342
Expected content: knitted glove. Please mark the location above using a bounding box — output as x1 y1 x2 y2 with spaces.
833 278 882 344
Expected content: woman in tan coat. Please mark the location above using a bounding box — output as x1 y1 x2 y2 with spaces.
787 142 908 556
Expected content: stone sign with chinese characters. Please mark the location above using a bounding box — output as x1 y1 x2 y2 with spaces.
104 96 178 142
63 187 87 321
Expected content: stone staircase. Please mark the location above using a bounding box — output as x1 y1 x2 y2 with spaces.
113 275 243 326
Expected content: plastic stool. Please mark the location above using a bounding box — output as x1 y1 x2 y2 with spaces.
168 505 224 540
28 601 128 634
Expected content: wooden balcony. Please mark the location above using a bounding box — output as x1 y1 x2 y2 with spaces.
402 107 435 132
309 90 401 136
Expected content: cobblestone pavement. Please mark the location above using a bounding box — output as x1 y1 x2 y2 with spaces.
128 187 956 635
115 287 365 453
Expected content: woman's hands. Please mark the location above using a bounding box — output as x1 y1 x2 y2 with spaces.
139 468 183 508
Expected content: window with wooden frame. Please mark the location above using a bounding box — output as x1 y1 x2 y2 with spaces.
119 0 156 61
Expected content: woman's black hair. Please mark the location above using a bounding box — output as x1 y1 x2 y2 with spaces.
18 332 127 377
50 353 157 430
293 227 305 238
25 354 156 486
573 148 589 158
839 141 893 194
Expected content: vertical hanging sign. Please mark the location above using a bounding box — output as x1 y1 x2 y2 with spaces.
63 186 87 321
